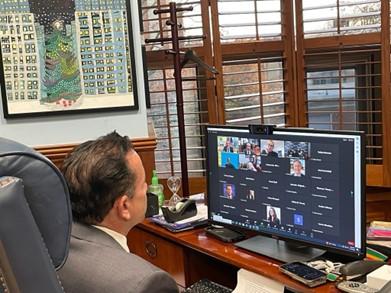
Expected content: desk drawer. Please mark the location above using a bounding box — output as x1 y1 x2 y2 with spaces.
127 227 185 287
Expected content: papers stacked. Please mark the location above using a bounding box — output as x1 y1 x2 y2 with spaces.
366 221 391 261
367 221 391 240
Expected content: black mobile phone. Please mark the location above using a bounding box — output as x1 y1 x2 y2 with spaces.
205 226 245 243
279 262 327 287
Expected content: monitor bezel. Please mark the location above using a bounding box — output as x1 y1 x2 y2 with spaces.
205 124 366 260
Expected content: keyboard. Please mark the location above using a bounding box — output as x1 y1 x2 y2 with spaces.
183 279 232 293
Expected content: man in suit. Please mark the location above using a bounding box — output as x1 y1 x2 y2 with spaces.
243 142 253 156
224 184 235 199
261 140 278 157
59 132 178 293
223 138 234 152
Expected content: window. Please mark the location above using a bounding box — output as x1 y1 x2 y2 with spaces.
148 67 206 177
141 0 391 187
302 0 381 38
218 0 281 42
141 0 210 179
142 0 204 51
223 57 286 126
304 46 382 164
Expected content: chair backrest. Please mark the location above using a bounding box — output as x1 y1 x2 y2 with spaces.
0 137 72 292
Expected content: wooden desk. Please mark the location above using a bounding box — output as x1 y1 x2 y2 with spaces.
127 220 340 292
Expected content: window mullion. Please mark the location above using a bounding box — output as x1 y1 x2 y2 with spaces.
257 58 264 124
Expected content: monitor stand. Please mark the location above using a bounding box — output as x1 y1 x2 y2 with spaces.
235 235 325 263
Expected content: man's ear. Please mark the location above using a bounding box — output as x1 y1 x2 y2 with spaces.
115 195 132 221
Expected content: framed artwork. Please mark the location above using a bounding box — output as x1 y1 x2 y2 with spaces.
0 0 138 118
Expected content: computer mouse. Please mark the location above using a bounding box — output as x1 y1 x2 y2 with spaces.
340 260 384 277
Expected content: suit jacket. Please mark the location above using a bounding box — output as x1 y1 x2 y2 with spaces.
59 222 178 293
223 146 234 152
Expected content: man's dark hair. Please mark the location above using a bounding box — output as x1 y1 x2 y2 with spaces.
61 132 136 225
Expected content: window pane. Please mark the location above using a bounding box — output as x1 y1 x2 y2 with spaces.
218 0 281 43
305 48 382 164
147 68 206 178
140 0 203 51
223 58 286 126
302 0 381 38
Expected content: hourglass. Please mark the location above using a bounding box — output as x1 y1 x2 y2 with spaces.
167 175 182 207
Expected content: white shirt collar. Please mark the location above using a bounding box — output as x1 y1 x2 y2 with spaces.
92 225 130 253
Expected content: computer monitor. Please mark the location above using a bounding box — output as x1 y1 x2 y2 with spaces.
206 125 365 263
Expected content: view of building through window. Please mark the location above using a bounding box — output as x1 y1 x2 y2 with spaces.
307 69 357 130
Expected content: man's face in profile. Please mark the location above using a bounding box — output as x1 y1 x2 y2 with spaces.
125 151 148 227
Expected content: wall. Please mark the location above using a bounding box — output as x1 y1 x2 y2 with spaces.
0 1 148 147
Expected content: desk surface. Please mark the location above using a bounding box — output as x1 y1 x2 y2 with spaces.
137 220 339 293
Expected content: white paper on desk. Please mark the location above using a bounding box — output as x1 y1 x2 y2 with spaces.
175 203 208 224
233 269 284 293
189 192 205 202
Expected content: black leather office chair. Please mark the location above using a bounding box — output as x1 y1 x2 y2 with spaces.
0 137 72 292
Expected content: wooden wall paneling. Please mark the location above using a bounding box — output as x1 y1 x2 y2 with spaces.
209 0 226 124
303 33 381 50
366 200 391 223
380 0 391 187
200 0 218 124
34 137 157 184
183 246 237 289
366 187 391 222
220 41 284 57
132 137 157 184
294 0 307 127
127 227 186 287
281 0 297 126
35 144 76 168
367 165 384 187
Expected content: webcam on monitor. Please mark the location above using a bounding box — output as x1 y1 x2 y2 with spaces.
248 124 276 135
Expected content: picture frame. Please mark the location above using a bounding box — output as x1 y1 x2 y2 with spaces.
0 0 138 118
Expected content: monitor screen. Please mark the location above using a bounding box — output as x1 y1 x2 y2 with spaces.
206 125 365 259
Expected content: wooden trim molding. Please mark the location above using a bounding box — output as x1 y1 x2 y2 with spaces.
367 164 385 187
34 136 157 184
303 33 381 50
34 144 77 167
221 40 284 57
